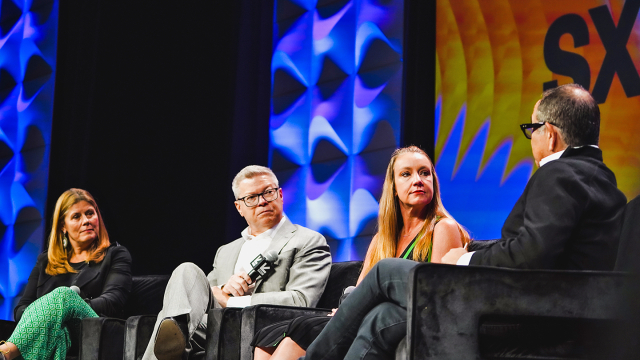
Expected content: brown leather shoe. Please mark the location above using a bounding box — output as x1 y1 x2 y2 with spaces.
153 317 188 360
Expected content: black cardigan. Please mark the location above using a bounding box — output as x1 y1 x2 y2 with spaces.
14 244 132 321
470 146 627 270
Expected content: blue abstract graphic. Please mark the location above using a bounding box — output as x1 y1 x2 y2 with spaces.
435 97 533 240
0 0 57 320
270 0 404 261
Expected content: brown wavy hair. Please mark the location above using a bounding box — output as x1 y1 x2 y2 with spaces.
46 189 111 276
360 146 470 278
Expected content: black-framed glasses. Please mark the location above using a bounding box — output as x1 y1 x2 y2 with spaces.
519 121 561 139
237 188 280 207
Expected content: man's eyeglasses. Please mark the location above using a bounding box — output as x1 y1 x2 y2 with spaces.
519 121 561 139
237 188 280 207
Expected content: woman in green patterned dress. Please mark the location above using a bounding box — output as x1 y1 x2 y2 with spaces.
0 189 132 360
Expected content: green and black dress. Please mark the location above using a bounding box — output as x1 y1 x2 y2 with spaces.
8 245 132 360
8 280 98 360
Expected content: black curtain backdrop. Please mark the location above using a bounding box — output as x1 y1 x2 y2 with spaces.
46 0 431 275
48 0 274 275
402 0 436 159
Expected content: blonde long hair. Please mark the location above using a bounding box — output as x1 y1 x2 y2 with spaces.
46 189 111 276
361 146 470 277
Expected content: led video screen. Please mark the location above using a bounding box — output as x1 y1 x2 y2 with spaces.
0 0 57 320
436 0 640 240
269 0 404 261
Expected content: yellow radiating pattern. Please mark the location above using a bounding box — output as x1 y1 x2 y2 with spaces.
436 0 640 200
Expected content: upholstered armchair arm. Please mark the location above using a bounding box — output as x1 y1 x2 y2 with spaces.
79 317 126 360
205 308 242 360
123 315 158 360
404 263 636 360
239 305 331 360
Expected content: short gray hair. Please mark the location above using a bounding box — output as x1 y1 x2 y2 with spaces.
536 83 600 146
232 165 279 199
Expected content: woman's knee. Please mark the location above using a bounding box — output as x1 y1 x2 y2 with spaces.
374 258 418 279
50 286 80 300
29 287 81 310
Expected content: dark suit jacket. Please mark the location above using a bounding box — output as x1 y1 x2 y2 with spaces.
470 146 627 270
14 244 132 321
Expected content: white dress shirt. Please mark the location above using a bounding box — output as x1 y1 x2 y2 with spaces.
226 215 287 307
456 145 599 266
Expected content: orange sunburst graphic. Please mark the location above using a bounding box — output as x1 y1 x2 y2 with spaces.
436 0 640 200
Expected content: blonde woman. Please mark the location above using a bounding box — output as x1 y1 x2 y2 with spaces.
252 146 470 360
0 189 132 360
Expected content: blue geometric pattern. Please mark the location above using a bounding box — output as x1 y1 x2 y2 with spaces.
270 0 404 261
0 0 57 320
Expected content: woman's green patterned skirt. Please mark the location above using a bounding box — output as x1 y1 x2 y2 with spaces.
8 287 98 360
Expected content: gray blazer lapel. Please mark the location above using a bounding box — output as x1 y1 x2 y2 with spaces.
253 218 297 290
219 238 245 283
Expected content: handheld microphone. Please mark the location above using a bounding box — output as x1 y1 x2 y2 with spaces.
248 250 278 282
70 285 82 296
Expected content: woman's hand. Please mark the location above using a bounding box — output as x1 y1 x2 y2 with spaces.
328 308 338 316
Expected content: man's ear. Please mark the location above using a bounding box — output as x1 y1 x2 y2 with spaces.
234 201 244 217
545 122 556 152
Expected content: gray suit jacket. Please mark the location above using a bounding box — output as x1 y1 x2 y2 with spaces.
206 218 331 307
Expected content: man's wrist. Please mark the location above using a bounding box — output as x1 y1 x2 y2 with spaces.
457 251 475 266
226 295 252 308
212 286 231 308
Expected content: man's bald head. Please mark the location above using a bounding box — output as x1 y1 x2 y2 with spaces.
536 83 600 147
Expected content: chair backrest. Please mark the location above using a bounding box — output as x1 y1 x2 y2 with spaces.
123 275 170 317
615 195 640 272
407 263 636 360
316 261 362 309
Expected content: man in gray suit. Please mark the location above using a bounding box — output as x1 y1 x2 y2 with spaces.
143 165 332 360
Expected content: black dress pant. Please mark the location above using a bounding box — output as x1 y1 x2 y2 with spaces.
302 258 417 360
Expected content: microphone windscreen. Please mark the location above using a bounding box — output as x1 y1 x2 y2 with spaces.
265 250 279 262
343 286 356 295
70 285 81 295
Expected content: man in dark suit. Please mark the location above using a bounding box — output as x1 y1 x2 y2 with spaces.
445 83 627 269
299 84 627 360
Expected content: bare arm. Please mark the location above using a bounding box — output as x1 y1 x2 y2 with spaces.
430 218 464 263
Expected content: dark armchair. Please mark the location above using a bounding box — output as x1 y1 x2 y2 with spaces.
398 195 640 360
402 264 637 359
206 260 362 360
121 261 362 360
